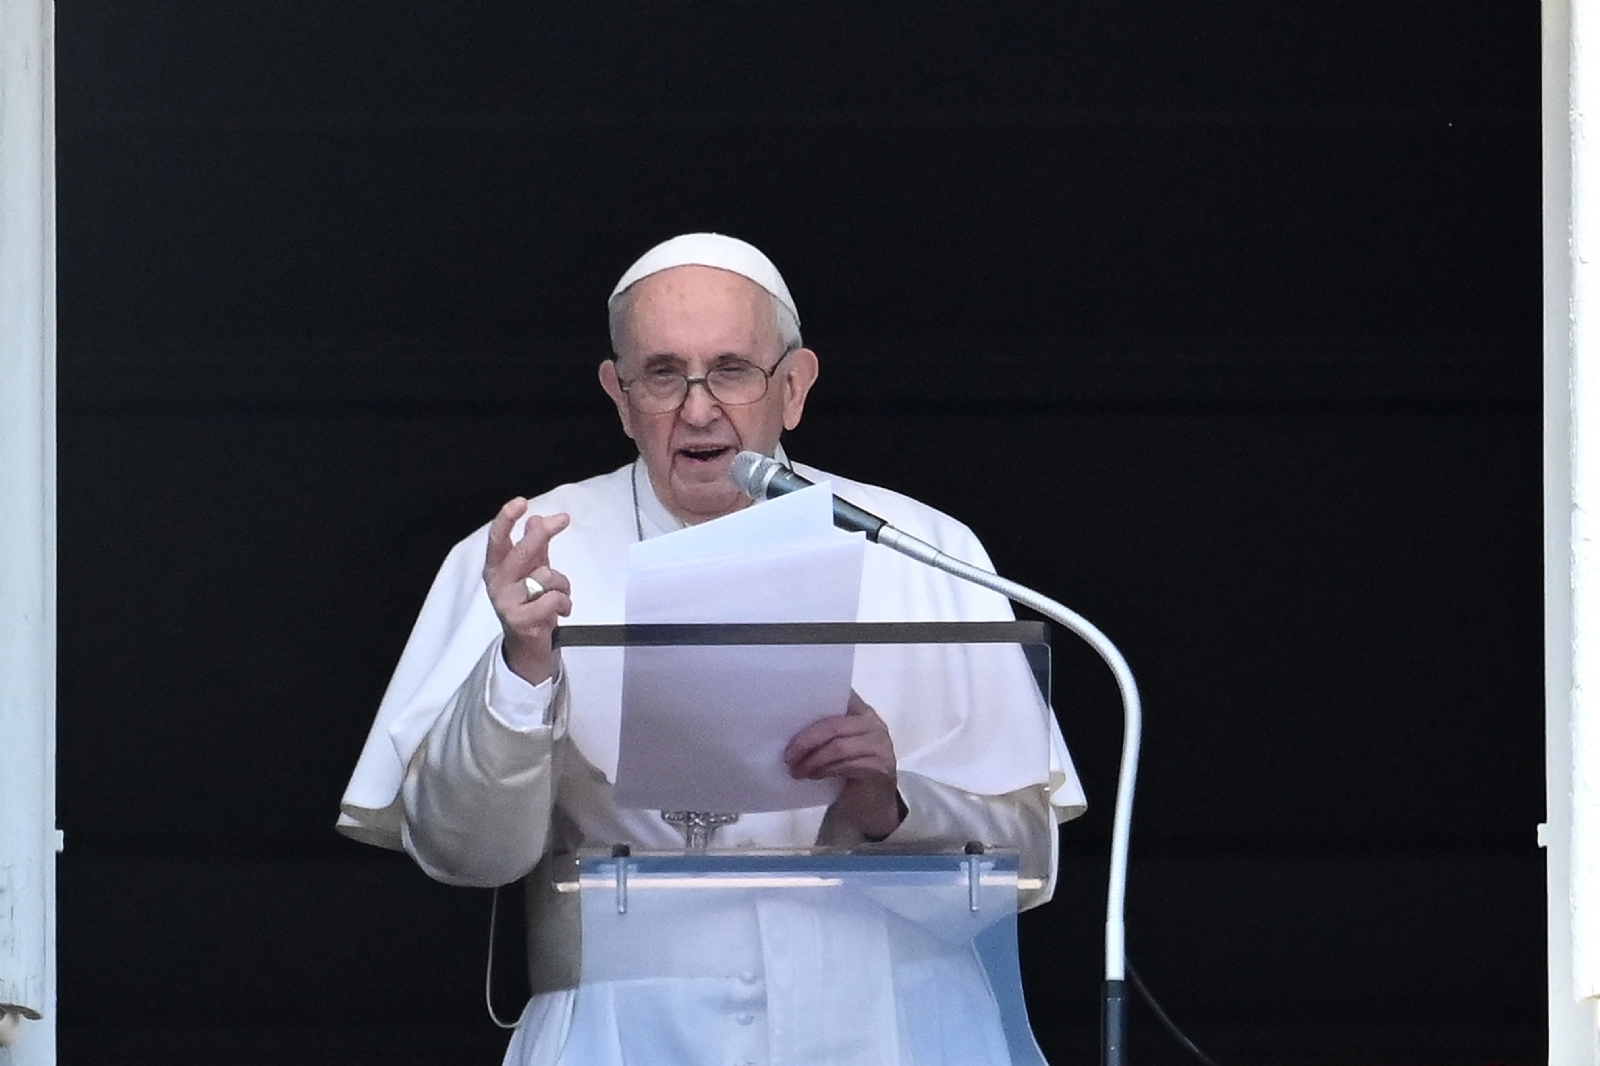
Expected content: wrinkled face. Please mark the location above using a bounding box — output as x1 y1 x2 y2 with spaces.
600 265 818 525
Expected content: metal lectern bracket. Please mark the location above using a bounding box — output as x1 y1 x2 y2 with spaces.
964 840 985 913
612 843 630 914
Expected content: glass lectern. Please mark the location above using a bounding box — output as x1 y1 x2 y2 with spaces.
541 620 1056 1066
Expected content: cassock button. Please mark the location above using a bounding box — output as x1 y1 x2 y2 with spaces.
738 971 758 985
736 1012 755 1026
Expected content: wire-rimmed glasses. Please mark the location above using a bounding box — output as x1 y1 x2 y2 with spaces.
616 349 796 414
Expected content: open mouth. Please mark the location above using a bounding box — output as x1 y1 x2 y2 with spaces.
677 444 735 466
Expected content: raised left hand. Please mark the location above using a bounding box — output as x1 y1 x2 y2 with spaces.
784 690 904 840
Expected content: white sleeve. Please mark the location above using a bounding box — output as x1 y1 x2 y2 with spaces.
816 770 1058 912
487 643 560 728
400 641 567 888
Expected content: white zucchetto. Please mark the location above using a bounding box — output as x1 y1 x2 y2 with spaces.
609 233 799 326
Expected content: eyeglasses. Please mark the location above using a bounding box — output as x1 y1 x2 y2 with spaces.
616 349 795 415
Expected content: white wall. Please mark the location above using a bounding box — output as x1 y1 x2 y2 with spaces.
0 0 56 1063
1545 0 1600 1061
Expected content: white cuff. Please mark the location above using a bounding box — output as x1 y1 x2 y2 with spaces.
488 641 558 730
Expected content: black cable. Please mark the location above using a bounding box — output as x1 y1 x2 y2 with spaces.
1125 956 1223 1066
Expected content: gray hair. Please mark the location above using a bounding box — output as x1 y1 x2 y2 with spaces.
608 287 802 361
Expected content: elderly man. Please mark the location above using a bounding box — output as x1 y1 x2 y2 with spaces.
339 234 1085 1065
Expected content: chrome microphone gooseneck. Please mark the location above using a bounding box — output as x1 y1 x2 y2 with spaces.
730 451 1142 1066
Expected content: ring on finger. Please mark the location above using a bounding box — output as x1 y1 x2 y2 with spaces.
523 575 547 602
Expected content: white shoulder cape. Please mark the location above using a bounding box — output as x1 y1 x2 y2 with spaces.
338 460 1086 849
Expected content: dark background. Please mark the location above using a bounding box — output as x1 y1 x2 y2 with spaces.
54 4 1543 1064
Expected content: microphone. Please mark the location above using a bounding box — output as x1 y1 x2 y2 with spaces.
730 451 888 540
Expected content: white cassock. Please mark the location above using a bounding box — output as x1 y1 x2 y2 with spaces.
338 456 1087 1066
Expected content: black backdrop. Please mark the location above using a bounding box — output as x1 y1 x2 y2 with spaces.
54 4 1543 1064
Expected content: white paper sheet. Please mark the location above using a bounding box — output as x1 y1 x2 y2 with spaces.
612 484 867 812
